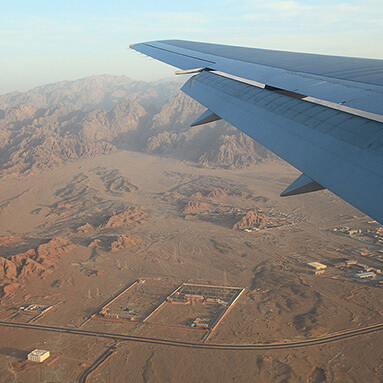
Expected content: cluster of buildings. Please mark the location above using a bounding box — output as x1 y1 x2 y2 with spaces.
306 258 382 281
168 293 229 306
352 264 381 279
334 258 381 279
167 283 244 307
333 225 383 245
333 227 362 236
166 283 245 331
374 228 383 244
242 224 283 233
19 304 52 313
333 259 358 268
242 228 259 233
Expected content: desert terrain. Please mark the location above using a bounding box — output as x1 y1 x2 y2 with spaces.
0 76 382 382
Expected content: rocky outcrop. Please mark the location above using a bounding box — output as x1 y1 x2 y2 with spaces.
0 237 77 298
233 211 270 230
0 129 116 177
76 223 94 234
183 201 213 214
88 239 101 248
0 235 21 246
198 133 271 169
0 256 18 280
206 188 228 199
0 283 21 299
96 169 138 195
110 235 143 252
35 237 77 266
101 207 149 229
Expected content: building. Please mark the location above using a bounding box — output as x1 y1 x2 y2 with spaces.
184 294 204 302
333 259 357 268
357 264 372 271
27 349 50 363
354 272 376 279
191 317 210 328
307 262 327 271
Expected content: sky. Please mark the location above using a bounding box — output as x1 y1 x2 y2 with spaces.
1 0 382 94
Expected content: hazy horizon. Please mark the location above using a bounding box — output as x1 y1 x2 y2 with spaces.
0 73 187 97
1 0 382 94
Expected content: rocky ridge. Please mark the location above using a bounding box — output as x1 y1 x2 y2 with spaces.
233 211 270 230
101 207 149 229
0 75 274 178
110 235 143 252
0 238 77 298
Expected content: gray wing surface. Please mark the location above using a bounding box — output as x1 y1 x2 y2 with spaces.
130 40 383 224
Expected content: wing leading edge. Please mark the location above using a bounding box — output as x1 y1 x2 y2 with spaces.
130 40 383 224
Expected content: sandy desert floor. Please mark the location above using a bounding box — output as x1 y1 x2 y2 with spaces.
0 150 382 382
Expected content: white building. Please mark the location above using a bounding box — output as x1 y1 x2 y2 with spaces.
354 272 375 279
307 262 327 271
27 349 50 363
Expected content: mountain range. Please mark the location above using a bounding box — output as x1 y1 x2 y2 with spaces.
0 75 274 177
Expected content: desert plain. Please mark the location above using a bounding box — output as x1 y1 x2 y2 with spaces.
0 76 382 382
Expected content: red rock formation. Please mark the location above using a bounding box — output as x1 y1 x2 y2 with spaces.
190 192 203 199
17 258 47 279
207 188 227 198
0 283 21 298
88 239 101 248
0 257 18 280
184 215 197 220
233 211 269 230
0 237 77 298
183 201 212 214
102 207 149 229
76 223 94 234
110 235 143 252
0 235 21 246
35 237 77 266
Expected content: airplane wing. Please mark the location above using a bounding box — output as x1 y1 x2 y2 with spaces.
130 40 383 224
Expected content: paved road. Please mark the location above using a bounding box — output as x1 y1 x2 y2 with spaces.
1 320 382 351
77 344 117 383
